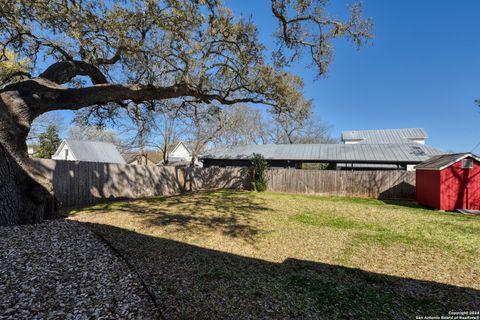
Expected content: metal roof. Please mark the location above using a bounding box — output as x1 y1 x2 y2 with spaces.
415 153 480 170
201 143 443 164
341 128 427 144
336 163 400 169
59 139 126 164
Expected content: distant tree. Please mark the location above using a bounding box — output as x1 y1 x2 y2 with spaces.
182 103 227 166
27 111 65 145
66 120 126 152
215 104 269 146
36 125 61 159
269 110 335 144
122 102 155 165
0 0 371 224
152 100 184 165
286 116 336 144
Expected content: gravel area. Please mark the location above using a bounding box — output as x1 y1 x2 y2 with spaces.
0 219 161 320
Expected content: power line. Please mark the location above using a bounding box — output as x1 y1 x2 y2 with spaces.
471 140 480 153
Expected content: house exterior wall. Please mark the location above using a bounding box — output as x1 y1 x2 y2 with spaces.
406 164 416 171
439 157 480 211
168 143 192 163
51 144 76 161
170 144 191 159
416 169 441 209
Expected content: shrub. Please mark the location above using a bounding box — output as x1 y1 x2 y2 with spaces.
242 153 269 192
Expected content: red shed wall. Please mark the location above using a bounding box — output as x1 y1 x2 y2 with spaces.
416 170 440 209
439 157 480 211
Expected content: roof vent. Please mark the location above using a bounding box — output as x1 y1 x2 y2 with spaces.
462 159 474 169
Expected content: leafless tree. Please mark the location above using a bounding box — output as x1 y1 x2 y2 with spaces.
0 0 371 224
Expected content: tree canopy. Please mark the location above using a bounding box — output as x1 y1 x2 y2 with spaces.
0 0 371 114
36 125 61 159
0 0 372 225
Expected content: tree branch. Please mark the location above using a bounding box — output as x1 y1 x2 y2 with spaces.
39 60 108 85
94 48 123 65
3 78 274 117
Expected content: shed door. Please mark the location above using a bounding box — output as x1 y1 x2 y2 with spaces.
441 158 480 210
467 164 480 210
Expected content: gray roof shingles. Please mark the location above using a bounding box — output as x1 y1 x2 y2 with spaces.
201 143 443 164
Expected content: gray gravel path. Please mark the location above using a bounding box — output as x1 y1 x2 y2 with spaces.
0 219 161 320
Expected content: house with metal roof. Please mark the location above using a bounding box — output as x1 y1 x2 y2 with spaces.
341 128 427 145
52 139 126 164
201 143 443 170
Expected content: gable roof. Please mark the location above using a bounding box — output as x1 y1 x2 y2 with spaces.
201 143 443 164
169 141 193 155
55 139 125 164
341 128 427 144
415 153 480 170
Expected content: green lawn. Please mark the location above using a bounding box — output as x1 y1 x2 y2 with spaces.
70 191 480 319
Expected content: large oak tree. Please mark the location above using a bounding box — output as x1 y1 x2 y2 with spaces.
0 0 371 225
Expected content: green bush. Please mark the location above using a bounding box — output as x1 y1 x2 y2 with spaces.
241 153 269 192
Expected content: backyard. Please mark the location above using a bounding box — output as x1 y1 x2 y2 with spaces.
70 191 480 319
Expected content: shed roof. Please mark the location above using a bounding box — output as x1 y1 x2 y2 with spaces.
55 139 125 164
415 153 480 170
201 143 443 164
341 128 427 144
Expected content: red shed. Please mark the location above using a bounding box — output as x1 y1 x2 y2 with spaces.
415 153 480 211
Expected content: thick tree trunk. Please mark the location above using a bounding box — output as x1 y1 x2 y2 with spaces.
0 65 265 225
0 143 57 226
0 85 58 226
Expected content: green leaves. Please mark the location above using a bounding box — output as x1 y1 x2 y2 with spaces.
0 0 371 124
0 50 31 85
242 153 269 192
36 125 61 159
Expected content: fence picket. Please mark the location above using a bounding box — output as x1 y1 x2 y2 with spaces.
32 159 417 207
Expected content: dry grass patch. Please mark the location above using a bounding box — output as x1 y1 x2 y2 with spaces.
69 191 480 319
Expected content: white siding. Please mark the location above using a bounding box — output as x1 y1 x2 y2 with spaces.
52 144 76 161
406 164 416 171
170 144 191 159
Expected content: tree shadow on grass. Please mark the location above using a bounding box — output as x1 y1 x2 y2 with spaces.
80 221 480 320
75 191 270 244
380 199 430 210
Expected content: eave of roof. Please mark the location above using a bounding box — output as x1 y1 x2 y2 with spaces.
201 143 443 164
60 139 125 164
415 153 480 170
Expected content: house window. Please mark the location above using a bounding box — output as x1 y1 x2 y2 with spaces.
65 149 69 160
462 159 473 169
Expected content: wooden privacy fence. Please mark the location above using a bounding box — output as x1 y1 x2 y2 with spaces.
32 160 417 207
32 159 245 207
266 169 416 200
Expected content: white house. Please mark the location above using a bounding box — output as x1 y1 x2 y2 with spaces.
52 139 126 164
340 128 429 171
165 142 201 166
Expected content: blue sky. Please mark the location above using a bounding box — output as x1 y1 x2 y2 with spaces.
51 1 480 152
226 0 480 152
